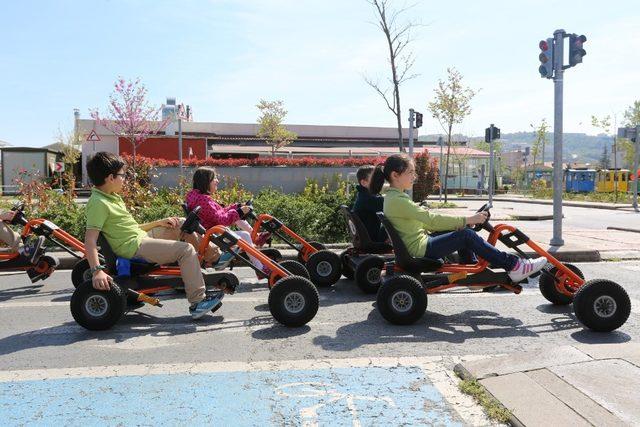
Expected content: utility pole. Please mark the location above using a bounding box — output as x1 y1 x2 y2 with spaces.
485 124 500 205
178 117 183 183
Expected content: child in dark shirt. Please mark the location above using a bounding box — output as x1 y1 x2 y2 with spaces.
352 165 387 243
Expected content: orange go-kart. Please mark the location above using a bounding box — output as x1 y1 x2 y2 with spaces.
375 203 631 332
70 206 319 330
1 203 85 283
242 201 343 288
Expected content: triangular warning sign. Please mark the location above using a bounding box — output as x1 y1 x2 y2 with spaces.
86 129 101 142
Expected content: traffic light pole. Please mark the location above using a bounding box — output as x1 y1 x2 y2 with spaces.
550 29 565 247
634 125 639 212
488 124 495 205
408 109 415 158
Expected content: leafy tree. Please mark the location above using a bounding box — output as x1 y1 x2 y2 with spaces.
529 119 549 166
364 0 419 151
428 68 476 201
599 145 610 169
622 101 639 173
256 99 297 156
91 77 170 169
412 150 439 201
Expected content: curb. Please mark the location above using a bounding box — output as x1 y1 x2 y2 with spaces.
453 364 523 427
436 196 632 211
606 226 640 234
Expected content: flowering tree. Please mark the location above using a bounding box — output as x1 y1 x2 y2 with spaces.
91 77 170 168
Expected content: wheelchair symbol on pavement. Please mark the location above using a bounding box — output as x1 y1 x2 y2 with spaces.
276 382 396 427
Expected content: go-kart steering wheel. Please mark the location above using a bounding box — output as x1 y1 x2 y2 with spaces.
239 199 256 220
181 205 205 234
9 203 27 226
471 203 492 232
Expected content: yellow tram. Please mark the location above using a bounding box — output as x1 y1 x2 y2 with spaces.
595 169 630 193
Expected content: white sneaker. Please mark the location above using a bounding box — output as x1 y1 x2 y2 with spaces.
508 257 548 283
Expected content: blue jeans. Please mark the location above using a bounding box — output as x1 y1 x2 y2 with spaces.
429 231 477 264
425 228 518 271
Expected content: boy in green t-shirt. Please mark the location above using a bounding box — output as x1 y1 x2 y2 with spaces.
85 152 223 320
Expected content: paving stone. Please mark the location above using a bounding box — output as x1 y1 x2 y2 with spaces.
460 346 592 380
550 359 640 426
573 343 640 360
480 372 590 427
526 368 621 427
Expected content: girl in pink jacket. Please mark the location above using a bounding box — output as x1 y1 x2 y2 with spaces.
186 167 270 276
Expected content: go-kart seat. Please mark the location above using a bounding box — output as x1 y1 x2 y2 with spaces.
376 212 443 273
97 234 157 277
339 205 393 254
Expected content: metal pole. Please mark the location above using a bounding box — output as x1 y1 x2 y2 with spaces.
178 118 183 181
438 136 444 202
488 124 495 205
634 125 639 212
408 109 415 158
550 29 565 246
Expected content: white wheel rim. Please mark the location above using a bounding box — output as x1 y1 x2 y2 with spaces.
391 290 413 313
284 292 306 314
316 261 333 277
366 268 381 284
593 295 617 318
85 294 109 317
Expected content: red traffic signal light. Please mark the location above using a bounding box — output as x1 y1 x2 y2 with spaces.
538 38 554 78
539 40 549 51
569 34 587 66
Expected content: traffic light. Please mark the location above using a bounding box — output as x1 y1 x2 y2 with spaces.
538 38 554 78
415 112 423 128
569 34 587 67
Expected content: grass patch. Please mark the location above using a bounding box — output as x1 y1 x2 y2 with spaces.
458 379 511 423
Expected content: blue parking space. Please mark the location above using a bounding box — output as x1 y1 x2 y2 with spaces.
0 365 463 426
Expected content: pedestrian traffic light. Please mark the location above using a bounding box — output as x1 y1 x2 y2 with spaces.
538 38 554 79
415 112 423 128
568 34 587 67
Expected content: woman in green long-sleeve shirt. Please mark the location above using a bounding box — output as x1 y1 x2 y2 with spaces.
369 154 548 283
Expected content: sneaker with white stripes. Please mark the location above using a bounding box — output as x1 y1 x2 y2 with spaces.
508 257 548 283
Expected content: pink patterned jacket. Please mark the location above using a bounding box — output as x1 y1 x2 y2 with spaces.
185 189 240 230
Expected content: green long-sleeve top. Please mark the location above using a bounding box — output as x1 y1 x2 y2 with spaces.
383 187 466 257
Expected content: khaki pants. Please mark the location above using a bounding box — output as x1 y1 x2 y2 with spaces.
134 221 220 305
0 222 22 251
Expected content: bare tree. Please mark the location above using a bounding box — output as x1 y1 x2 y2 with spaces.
364 0 419 151
256 99 297 156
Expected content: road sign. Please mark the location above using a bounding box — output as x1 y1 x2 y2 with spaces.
618 127 637 142
50 162 65 173
86 130 101 142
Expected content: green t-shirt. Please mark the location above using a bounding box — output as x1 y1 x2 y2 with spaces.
383 187 466 257
85 188 147 259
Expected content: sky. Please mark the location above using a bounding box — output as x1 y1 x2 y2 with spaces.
1 0 639 147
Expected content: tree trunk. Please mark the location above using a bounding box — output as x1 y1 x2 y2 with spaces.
131 141 137 170
444 125 453 202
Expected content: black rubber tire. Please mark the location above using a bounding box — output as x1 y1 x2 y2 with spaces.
340 249 355 280
71 257 105 288
268 276 319 327
278 260 310 280
539 263 584 305
354 255 385 294
297 241 326 263
306 250 342 287
573 279 631 332
212 273 239 294
70 280 127 331
260 248 283 262
376 275 427 325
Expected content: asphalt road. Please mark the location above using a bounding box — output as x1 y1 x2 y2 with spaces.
0 262 636 425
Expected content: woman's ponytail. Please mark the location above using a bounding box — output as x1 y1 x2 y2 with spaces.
369 163 386 195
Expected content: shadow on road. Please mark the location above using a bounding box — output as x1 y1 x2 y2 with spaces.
312 307 584 351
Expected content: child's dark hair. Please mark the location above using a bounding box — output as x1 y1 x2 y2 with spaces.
192 167 217 194
356 165 375 183
86 152 126 186
369 153 412 195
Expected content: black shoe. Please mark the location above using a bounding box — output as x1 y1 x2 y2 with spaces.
26 267 45 283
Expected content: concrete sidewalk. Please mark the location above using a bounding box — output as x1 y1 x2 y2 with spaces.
437 194 635 211
454 343 640 426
